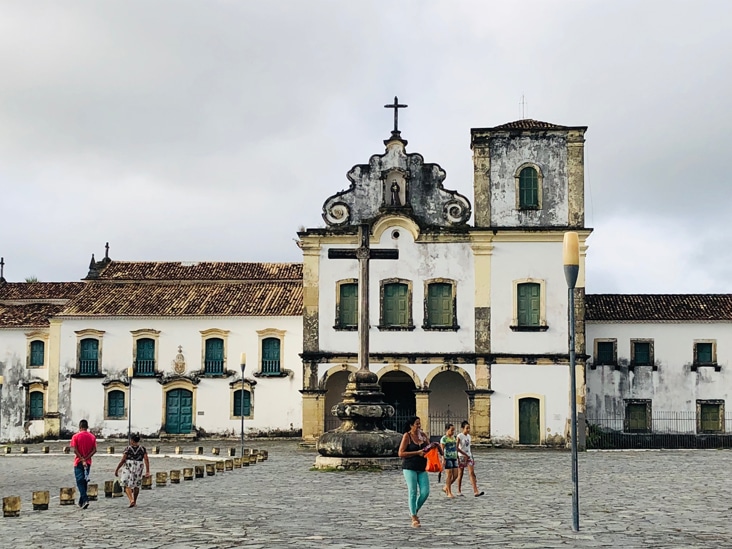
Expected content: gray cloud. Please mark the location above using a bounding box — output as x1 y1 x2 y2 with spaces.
1 1 730 292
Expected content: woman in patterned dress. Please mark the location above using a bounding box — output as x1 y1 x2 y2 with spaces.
114 434 150 507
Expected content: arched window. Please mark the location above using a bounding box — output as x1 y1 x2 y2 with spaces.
29 391 44 420
79 338 99 375
108 390 126 418
30 340 45 367
204 337 225 375
261 338 281 375
233 389 252 417
518 167 540 209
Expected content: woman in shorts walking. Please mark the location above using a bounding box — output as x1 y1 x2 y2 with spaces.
440 423 458 498
456 421 484 497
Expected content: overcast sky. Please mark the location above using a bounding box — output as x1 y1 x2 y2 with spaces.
1 1 730 293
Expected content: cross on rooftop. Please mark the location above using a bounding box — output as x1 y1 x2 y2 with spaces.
384 96 408 133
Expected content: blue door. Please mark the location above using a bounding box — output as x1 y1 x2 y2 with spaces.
166 389 193 434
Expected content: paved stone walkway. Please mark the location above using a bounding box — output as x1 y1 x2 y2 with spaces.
2 441 732 548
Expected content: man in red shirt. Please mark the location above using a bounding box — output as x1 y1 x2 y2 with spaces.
70 419 97 509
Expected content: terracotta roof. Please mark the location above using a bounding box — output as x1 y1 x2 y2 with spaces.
0 282 86 301
60 281 303 317
585 294 732 322
0 303 65 328
95 262 302 281
473 119 587 131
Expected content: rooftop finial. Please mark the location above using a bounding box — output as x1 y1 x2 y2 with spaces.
0 256 5 283
104 242 110 260
89 254 96 269
384 96 408 134
519 94 528 120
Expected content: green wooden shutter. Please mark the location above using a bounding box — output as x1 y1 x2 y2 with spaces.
696 343 713 364
135 338 156 375
79 339 99 375
519 167 539 208
700 403 721 432
384 283 409 327
627 403 648 432
108 390 125 418
634 342 651 365
596 341 615 364
517 283 540 327
30 340 45 367
427 283 453 327
339 283 358 327
205 338 224 374
29 391 44 420
234 390 251 417
262 338 281 374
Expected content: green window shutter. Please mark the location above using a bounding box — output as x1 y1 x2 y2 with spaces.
626 403 648 432
700 403 721 432
30 340 45 366
517 283 540 327
262 338 281 374
108 390 125 418
204 338 224 374
519 167 539 208
696 343 713 364
29 391 44 420
427 283 453 327
634 342 651 365
339 283 358 327
596 342 615 364
79 339 99 375
383 283 409 327
234 389 251 417
135 338 156 376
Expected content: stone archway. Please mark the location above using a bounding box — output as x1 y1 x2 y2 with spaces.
323 368 352 432
427 370 469 434
379 370 417 432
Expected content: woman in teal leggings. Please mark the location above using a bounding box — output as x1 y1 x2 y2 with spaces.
398 416 431 527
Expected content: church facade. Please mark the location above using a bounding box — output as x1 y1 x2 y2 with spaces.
1 108 730 445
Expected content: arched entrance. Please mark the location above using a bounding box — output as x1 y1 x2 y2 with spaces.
518 397 541 444
323 369 352 431
165 388 193 434
427 370 469 433
379 371 416 432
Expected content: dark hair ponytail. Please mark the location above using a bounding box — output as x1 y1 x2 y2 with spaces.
404 415 420 433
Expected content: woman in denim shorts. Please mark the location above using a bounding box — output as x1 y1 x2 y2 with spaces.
440 423 459 498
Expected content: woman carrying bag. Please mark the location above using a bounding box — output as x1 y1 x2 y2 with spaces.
398 416 441 528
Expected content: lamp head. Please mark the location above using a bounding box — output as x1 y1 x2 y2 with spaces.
127 366 134 378
563 232 579 267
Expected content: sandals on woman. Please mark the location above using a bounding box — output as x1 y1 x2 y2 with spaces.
411 516 421 528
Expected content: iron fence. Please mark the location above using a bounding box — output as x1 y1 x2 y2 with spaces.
587 411 732 449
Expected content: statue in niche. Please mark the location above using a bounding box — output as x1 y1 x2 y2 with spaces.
390 181 402 207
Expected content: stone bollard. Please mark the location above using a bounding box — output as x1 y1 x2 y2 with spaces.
205 463 215 476
63 446 70 454
256 452 264 462
183 468 194 480
104 481 114 498
242 455 250 467
262 450 269 461
113 481 124 498
175 446 183 455
194 465 204 478
169 470 181 484
141 475 153 490
107 446 115 454
60 487 75 506
211 447 220 456
152 446 160 455
248 454 257 465
195 446 203 455
224 459 233 471
233 457 241 469
42 446 50 454
228 447 236 457
155 472 167 487
3 496 21 517
87 484 98 501
4 447 11 454
20 446 28 454
215 461 225 472
32 491 50 511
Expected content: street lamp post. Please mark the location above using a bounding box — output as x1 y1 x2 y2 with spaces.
127 366 134 445
240 353 246 459
0 375 4 444
563 231 580 532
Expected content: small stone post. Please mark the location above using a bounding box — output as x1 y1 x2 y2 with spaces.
32 491 50 510
107 446 114 454
63 446 70 454
175 446 183 455
195 446 203 455
3 496 21 517
233 457 241 469
155 472 167 487
205 463 215 476
87 484 98 501
169 470 181 484
20 446 28 454
141 475 152 490
215 461 225 472
248 454 257 465
59 487 75 506
194 465 204 478
4 447 11 454
112 481 123 498
42 446 50 454
224 459 233 471
183 468 194 480
152 446 160 455
104 481 114 498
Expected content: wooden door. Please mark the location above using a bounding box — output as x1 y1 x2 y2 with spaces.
518 397 540 444
166 389 193 434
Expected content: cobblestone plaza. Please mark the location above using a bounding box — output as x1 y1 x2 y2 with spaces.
1 441 731 548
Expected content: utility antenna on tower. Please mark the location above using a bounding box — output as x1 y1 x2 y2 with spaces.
519 95 528 119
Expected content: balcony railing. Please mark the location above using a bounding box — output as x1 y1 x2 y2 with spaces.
134 359 156 376
204 359 224 375
78 359 99 376
261 359 281 375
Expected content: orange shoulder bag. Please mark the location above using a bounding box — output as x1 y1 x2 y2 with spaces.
424 445 443 473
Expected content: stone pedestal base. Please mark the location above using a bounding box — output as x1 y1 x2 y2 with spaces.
314 455 402 471
317 428 402 458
